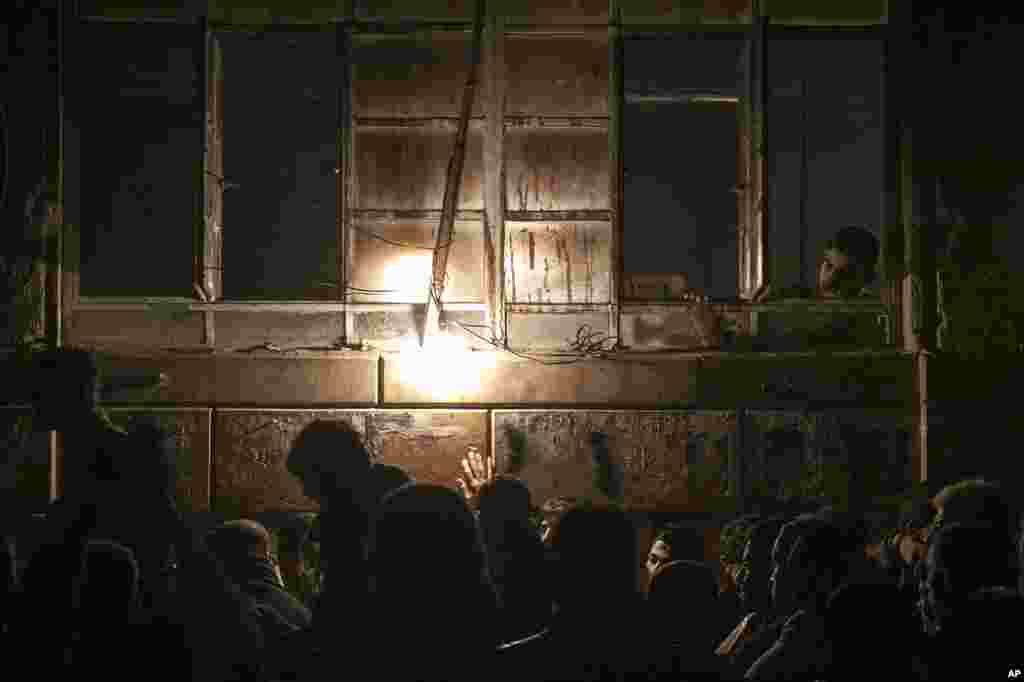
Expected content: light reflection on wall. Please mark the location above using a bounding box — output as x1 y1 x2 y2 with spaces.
397 334 497 401
381 254 433 300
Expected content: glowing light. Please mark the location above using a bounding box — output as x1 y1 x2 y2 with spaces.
397 333 497 401
381 254 434 299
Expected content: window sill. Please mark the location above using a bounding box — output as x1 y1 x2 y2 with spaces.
74 300 487 313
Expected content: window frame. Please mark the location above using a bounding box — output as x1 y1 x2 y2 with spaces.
65 9 895 349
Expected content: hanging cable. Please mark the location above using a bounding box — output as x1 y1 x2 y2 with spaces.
351 224 455 251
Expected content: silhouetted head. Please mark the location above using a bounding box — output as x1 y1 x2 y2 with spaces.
818 226 879 298
932 479 1018 544
648 559 718 627
30 348 100 431
367 463 412 505
737 517 787 613
920 523 1018 635
78 540 140 618
207 519 274 563
769 514 828 613
479 476 531 524
547 504 639 613
773 522 849 615
123 415 178 499
371 483 493 608
287 420 371 508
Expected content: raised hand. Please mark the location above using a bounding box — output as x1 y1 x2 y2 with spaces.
456 445 494 510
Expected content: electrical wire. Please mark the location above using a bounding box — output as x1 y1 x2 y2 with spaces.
351 223 454 251
452 319 583 365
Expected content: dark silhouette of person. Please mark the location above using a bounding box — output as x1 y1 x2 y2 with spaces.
507 504 665 682
69 540 149 676
725 514 826 679
367 462 412 505
647 559 726 679
823 582 922 681
205 519 312 636
367 483 499 681
745 523 851 680
477 475 550 643
918 522 1018 638
766 226 880 300
718 516 788 669
285 420 372 630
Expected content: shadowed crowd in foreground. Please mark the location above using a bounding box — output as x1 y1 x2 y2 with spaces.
1 348 1022 681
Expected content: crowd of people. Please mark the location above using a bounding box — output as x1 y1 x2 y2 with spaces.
1 348 1022 680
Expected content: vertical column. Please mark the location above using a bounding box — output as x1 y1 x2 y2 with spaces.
483 6 506 343
608 0 624 340
900 5 937 354
738 43 751 296
195 16 209 304
203 26 224 304
339 19 355 342
881 19 904 347
741 2 768 298
50 1 67 501
753 4 769 295
59 1 78 345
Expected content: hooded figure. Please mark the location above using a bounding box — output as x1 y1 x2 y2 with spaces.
648 559 726 678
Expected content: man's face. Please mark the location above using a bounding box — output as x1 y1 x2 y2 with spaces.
646 539 672 578
817 249 863 298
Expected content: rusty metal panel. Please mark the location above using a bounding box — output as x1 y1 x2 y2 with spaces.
506 36 608 116
507 312 609 351
506 128 609 211
750 308 888 350
366 410 487 489
353 33 483 118
356 129 484 210
213 410 367 516
381 353 700 404
90 353 378 405
696 353 915 408
493 410 737 512
354 309 487 347
352 221 484 302
740 407 912 509
741 410 816 502
212 311 346 351
505 222 611 304
68 310 206 348
622 0 753 24
107 408 212 512
620 308 720 350
816 409 913 499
